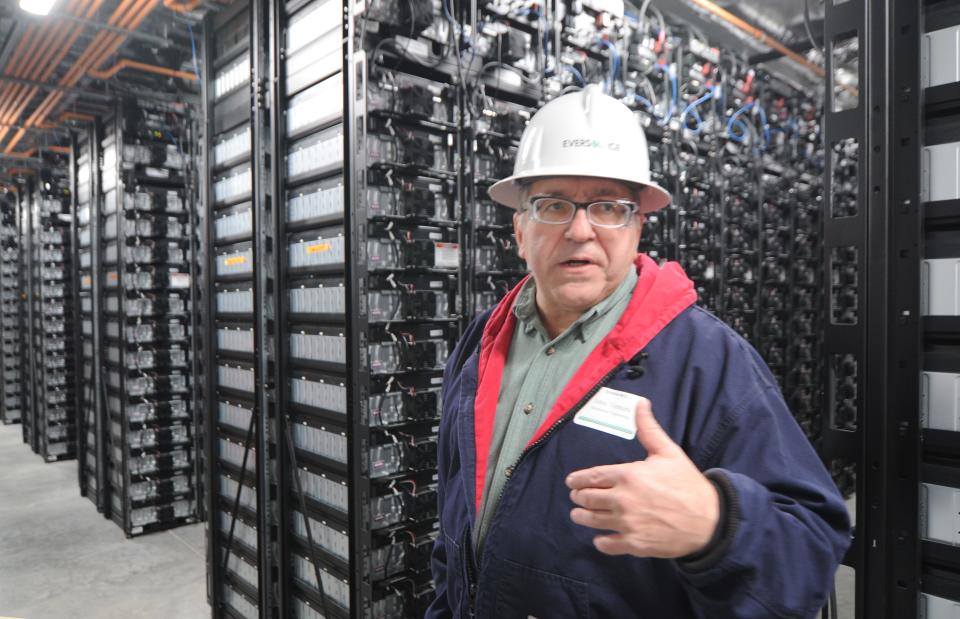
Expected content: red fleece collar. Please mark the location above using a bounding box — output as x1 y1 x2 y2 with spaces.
472 254 697 514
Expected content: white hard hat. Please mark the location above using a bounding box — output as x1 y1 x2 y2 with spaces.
488 84 671 214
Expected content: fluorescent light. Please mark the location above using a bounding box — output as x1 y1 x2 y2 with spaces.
19 0 57 16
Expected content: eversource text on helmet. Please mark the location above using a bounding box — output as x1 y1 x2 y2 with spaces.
560 138 621 151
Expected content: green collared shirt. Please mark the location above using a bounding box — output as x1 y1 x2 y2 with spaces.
474 268 639 551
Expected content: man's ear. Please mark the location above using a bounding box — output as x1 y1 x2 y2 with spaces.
513 211 526 261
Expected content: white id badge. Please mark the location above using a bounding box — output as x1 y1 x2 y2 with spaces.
573 387 644 440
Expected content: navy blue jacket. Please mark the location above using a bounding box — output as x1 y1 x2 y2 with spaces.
427 255 851 619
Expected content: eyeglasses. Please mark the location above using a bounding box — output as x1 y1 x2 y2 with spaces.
523 196 640 228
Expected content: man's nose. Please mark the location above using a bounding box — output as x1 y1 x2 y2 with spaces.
564 207 596 241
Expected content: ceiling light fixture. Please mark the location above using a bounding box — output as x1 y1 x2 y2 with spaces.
19 0 57 16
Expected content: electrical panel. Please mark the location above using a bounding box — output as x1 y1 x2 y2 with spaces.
0 192 21 425
20 173 77 462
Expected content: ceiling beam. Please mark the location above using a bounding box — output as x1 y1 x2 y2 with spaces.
37 12 172 48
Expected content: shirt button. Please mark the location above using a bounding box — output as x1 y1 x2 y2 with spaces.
505 466 514 478
522 403 533 414
546 346 556 356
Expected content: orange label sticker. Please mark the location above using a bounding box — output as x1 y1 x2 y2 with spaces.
107 272 118 281
224 255 247 266
306 243 331 254
81 276 92 286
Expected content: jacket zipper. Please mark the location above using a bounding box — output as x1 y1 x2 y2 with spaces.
465 530 478 618
475 360 626 582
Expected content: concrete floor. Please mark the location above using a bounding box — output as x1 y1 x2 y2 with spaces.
0 423 208 619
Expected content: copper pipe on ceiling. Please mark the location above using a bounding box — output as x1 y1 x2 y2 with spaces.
59 111 96 123
685 0 825 79
19 9 73 80
0 0 88 146
7 0 144 152
83 0 158 78
47 146 71 154
88 58 197 81
4 24 38 77
39 3 99 82
58 0 148 89
2 3 78 108
163 0 202 11
58 0 139 86
0 23 47 125
7 0 157 153
2 149 38 159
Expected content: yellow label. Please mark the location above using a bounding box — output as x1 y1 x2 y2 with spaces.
224 255 247 266
306 243 331 254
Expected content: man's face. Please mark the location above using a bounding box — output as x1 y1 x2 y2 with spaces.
513 176 645 319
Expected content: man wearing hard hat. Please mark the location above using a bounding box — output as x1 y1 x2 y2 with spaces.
427 84 850 618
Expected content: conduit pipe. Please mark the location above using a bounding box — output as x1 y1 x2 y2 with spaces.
163 0 202 12
59 111 96 123
88 58 197 81
685 0 826 79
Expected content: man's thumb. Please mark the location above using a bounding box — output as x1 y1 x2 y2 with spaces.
635 398 676 456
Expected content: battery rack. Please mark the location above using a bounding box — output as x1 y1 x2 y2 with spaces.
201 0 834 616
75 123 106 508
19 170 77 462
0 190 22 426
93 99 200 537
914 0 960 617
203 1 273 616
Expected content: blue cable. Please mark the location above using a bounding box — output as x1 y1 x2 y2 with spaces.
727 101 754 142
563 64 585 86
657 64 677 127
595 39 620 93
757 105 770 148
680 87 714 135
633 94 658 115
187 23 199 79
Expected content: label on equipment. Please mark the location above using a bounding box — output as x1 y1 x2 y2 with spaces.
573 387 644 440
169 273 191 288
145 166 170 179
224 255 247 266
429 280 443 289
306 243 332 254
434 242 460 269
429 329 442 337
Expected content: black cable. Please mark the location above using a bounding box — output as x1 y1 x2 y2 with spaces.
803 0 822 54
220 403 256 576
283 416 330 619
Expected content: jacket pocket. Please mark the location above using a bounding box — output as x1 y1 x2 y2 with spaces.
494 558 590 619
